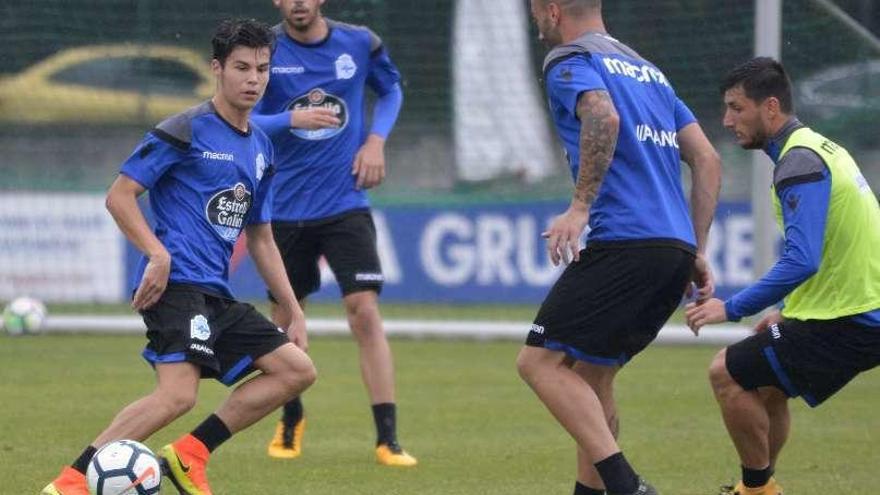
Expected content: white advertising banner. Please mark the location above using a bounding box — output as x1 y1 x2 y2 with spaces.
0 193 123 302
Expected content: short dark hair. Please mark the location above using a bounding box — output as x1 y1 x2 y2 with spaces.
212 18 275 66
720 57 794 113
536 0 602 13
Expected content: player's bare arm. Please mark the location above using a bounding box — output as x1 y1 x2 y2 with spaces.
105 174 170 311
574 90 619 206
352 134 387 190
291 107 341 130
544 89 619 266
246 222 308 350
678 122 722 300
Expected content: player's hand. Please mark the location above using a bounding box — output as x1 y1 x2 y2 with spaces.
352 135 386 190
279 304 309 352
132 251 171 311
685 297 727 336
686 253 715 301
753 309 783 334
290 107 341 130
542 204 589 266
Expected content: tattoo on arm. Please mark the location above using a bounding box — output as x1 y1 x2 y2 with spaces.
574 90 619 206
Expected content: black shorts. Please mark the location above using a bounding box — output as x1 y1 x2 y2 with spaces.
140 285 290 386
726 317 880 407
270 209 383 300
526 242 694 366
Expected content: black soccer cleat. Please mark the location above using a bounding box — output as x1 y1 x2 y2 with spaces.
609 477 658 495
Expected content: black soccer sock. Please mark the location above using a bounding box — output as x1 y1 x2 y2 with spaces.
71 445 98 475
191 414 232 453
372 402 397 446
574 481 605 495
282 396 304 427
594 452 639 495
742 465 773 488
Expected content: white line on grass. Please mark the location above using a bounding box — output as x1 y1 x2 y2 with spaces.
43 315 751 345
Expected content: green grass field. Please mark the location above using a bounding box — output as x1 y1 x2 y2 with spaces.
2 333 878 494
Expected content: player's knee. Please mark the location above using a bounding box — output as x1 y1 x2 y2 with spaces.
155 388 198 418
516 349 540 383
708 348 734 395
292 367 317 398
760 387 789 412
588 375 614 400
345 299 383 338
280 354 317 397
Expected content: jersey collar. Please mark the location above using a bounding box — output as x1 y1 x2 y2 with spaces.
764 117 803 164
280 19 333 48
208 100 252 137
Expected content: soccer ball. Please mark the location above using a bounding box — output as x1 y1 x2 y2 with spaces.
2 296 47 336
86 440 162 495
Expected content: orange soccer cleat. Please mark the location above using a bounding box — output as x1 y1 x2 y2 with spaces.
40 466 89 495
160 434 213 495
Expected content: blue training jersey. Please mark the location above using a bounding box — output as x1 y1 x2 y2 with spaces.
253 20 401 222
543 32 697 249
120 101 275 299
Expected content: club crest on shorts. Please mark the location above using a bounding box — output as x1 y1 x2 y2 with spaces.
335 53 357 80
190 314 211 341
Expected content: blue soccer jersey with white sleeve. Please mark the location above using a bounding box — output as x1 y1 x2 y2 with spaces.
253 20 401 222
543 32 697 249
120 101 275 298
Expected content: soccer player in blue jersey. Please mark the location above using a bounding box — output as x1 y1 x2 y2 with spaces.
517 1 722 494
686 58 880 495
251 0 414 466
41 19 316 495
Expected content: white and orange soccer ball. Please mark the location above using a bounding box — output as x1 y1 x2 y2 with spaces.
86 440 161 495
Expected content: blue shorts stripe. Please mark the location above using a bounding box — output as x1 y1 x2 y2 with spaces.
142 349 187 364
220 356 254 386
544 339 627 367
802 393 819 408
762 346 799 398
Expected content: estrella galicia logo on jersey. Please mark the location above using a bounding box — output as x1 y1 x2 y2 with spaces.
190 314 211 341
335 53 357 80
205 182 252 241
288 88 349 140
256 153 267 181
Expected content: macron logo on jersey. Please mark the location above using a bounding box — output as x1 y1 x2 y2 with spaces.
203 151 235 161
636 124 679 149
602 56 670 87
272 66 305 75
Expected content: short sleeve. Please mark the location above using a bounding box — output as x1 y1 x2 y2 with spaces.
674 97 697 131
546 55 607 116
119 132 185 189
249 166 275 225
